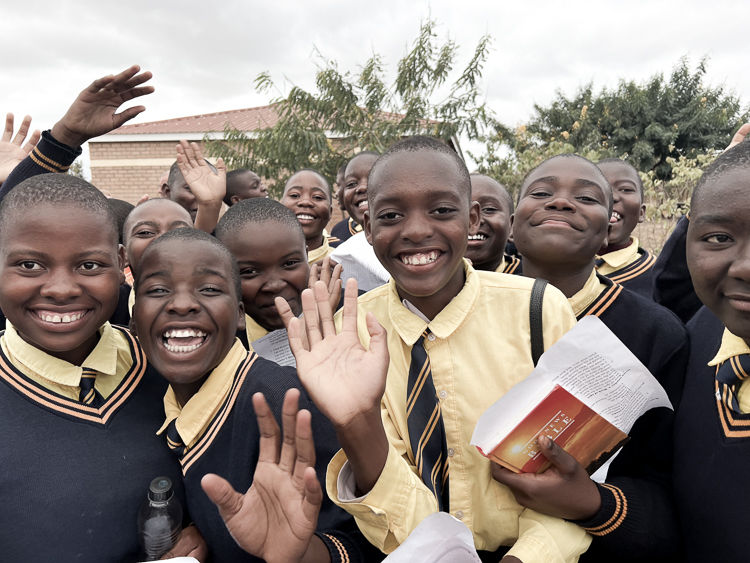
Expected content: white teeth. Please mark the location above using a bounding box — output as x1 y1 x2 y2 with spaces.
62 315 71 323
38 311 84 323
357 201 368 208
468 234 488 241
400 251 439 265
162 329 206 338
297 214 315 220
163 341 204 353
611 212 622 221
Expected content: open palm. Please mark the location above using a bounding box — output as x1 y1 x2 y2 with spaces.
175 140 227 205
0 114 40 183
201 390 322 563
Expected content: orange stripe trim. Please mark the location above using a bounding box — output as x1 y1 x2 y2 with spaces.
29 151 60 173
584 484 627 535
322 534 349 563
181 353 258 474
608 253 656 283
582 284 623 318
32 147 70 170
406 357 431 416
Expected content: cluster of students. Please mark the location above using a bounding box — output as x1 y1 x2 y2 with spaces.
1 64 749 563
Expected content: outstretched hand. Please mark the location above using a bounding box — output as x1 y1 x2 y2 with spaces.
726 123 750 151
491 434 602 521
0 113 40 183
201 390 323 563
50 65 154 148
309 256 343 313
176 140 227 206
277 279 389 430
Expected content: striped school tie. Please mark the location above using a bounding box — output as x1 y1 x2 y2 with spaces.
716 354 750 413
406 330 450 512
79 367 105 407
165 418 186 458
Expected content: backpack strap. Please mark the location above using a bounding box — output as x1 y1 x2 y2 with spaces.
530 278 548 366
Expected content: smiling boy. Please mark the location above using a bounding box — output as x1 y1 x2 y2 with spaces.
280 136 590 561
673 137 750 561
224 169 268 205
0 175 191 561
132 227 382 563
501 154 687 563
593 159 655 298
329 152 379 246
280 169 335 266
465 174 520 274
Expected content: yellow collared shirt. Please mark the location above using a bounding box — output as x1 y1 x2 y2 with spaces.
1 321 133 401
157 339 247 449
308 230 335 266
568 269 610 317
244 314 269 352
596 237 640 276
128 286 136 317
708 329 750 414
328 261 590 561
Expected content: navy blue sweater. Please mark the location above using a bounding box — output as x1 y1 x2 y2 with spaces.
598 248 656 300
673 306 750 561
0 327 185 562
172 351 384 563
329 217 360 248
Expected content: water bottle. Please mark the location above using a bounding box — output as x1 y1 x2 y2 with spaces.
138 476 183 561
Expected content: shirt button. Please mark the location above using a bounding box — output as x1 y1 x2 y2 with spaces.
427 333 436 341
447 448 455 457
438 390 447 400
455 510 464 520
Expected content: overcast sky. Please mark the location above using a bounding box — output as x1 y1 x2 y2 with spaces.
2 0 748 171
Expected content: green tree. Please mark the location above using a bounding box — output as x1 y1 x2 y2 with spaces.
515 56 747 179
68 159 88 180
205 19 493 196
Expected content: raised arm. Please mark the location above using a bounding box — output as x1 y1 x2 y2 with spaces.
0 114 40 185
175 140 226 233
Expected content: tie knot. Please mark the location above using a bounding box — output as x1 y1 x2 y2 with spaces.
166 418 186 458
594 257 605 268
79 367 104 407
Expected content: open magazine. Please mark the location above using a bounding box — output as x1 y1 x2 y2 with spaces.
471 316 672 474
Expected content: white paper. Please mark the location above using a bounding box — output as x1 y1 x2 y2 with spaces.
251 329 296 367
330 232 391 292
471 316 672 452
383 512 480 563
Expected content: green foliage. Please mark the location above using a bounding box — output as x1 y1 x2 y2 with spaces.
205 19 493 197
67 160 88 181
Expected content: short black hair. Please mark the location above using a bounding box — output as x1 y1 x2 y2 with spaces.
214 197 306 245
135 227 242 300
368 136 470 202
168 159 218 190
470 173 514 213
337 163 348 179
122 198 193 246
691 138 750 209
284 168 332 199
597 158 645 198
519 153 614 212
107 198 135 245
0 174 118 244
225 169 258 206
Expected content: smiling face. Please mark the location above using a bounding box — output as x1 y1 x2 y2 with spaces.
513 158 612 271
343 153 379 225
465 176 512 271
222 220 309 331
364 150 480 319
280 171 332 248
0 204 124 365
598 161 645 247
133 239 244 393
688 168 750 339
124 199 193 280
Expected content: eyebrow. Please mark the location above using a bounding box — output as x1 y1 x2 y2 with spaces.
195 267 230 280
691 214 743 227
140 269 170 284
374 189 462 206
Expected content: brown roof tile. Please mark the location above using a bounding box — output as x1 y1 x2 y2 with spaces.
109 105 281 135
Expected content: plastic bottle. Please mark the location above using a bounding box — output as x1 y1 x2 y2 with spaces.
138 476 183 561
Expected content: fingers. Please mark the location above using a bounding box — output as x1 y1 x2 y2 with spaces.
215 157 227 178
301 466 323 524
312 281 336 338
276 296 298 331
190 142 207 167
23 129 41 154
201 473 244 521
278 389 301 472
340 278 360 334
136 193 149 206
293 409 316 486
12 115 32 146
254 392 281 464
111 105 146 129
537 435 578 476
490 460 532 489
308 263 318 289
365 311 389 360
319 256 332 286
727 123 750 151
301 288 323 346
2 113 13 142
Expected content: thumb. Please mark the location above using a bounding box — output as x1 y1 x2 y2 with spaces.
365 312 388 355
201 473 244 522
216 157 227 177
538 435 578 475
301 467 323 524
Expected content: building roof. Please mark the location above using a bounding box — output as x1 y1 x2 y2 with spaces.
108 105 281 135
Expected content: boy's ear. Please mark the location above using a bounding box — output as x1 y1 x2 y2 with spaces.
468 200 481 236
363 210 372 245
163 185 172 199
508 217 515 242
117 244 126 286
603 223 612 249
230 194 241 206
237 302 246 332
638 203 646 224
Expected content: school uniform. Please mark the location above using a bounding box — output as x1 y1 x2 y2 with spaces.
565 271 687 562
0 322 184 562
494 254 522 275
595 237 656 299
158 339 383 563
651 215 702 323
308 230 336 265
329 261 592 561
235 314 269 351
329 217 362 248
671 306 750 561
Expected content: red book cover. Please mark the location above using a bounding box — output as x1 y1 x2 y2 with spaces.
482 385 629 474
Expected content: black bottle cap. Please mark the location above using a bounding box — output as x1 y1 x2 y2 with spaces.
148 477 173 502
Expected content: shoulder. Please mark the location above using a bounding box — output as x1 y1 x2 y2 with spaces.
475 271 571 309
616 288 687 338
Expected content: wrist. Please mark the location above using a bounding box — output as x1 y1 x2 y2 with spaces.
335 407 388 496
300 535 331 563
50 122 87 149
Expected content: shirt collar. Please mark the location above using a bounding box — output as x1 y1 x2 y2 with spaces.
568 269 605 317
493 256 507 273
245 314 269 345
4 321 119 386
596 237 639 269
709 328 750 367
158 339 247 448
387 259 479 346
307 235 331 265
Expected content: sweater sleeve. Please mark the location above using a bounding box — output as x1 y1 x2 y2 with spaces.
0 130 81 203
652 215 702 324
